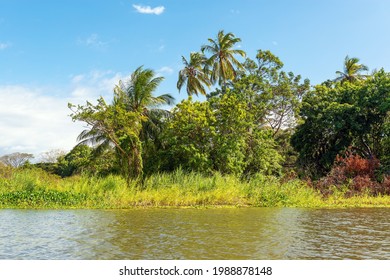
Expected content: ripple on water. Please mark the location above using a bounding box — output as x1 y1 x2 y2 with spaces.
0 208 389 259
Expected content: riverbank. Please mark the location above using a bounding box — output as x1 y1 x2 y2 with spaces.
1 167 390 209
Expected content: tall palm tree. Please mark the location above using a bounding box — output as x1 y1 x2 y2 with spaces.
113 66 175 141
201 30 246 87
177 52 211 96
334 55 369 83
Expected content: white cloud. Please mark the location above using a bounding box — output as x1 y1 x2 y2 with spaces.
0 42 10 50
156 66 173 76
133 4 165 15
272 41 278 46
0 71 126 157
70 70 125 101
0 86 82 157
71 74 84 83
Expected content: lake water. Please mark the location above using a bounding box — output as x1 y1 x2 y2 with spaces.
0 208 389 259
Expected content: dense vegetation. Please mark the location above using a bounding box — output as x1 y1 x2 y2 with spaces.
1 30 389 208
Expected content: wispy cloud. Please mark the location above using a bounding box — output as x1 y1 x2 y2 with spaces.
0 42 10 50
70 70 124 101
78 33 109 50
156 66 173 76
133 4 165 15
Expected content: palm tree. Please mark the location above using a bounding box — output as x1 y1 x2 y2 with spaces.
177 52 211 96
201 30 246 87
76 66 174 180
113 66 174 140
334 55 369 83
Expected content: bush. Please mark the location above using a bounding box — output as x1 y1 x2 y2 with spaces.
315 151 386 197
0 164 13 179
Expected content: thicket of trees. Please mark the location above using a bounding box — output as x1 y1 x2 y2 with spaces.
2 30 389 194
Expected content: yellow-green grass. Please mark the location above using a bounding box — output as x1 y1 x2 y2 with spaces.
1 167 389 209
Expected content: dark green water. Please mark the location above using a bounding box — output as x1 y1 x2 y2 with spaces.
0 208 389 259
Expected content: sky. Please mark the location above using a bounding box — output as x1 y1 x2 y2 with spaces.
1 0 390 159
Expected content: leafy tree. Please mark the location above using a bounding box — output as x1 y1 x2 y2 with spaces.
380 113 390 175
244 128 283 175
72 66 173 183
242 49 283 82
56 145 93 177
208 91 251 174
209 91 282 175
334 55 368 83
56 145 118 177
177 52 211 96
0 152 34 168
113 66 174 174
161 92 282 176
230 50 310 136
201 30 246 87
161 97 216 173
292 70 390 176
264 71 310 136
69 96 145 185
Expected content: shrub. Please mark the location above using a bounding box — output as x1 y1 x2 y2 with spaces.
315 151 385 197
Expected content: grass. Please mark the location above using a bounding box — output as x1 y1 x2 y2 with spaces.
1 166 390 209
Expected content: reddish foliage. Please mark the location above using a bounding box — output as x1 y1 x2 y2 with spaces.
350 175 377 195
280 170 298 183
314 151 387 197
375 175 390 195
335 151 379 179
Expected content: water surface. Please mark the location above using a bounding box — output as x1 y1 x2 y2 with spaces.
0 208 389 259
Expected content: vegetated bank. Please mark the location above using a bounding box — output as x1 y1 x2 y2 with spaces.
1 166 390 209
1 31 389 208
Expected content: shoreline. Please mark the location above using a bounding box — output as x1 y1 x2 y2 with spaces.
1 168 390 210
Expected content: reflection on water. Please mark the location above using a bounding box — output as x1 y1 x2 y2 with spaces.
0 208 389 259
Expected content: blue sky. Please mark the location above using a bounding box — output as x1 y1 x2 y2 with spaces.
1 0 390 158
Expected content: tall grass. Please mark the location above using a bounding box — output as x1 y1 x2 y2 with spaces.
1 166 390 208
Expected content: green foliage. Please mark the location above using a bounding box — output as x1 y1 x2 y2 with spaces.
244 129 283 175
334 55 369 83
380 114 390 175
0 163 14 179
201 30 246 86
57 144 93 177
162 92 283 176
236 50 310 135
0 190 87 208
54 145 118 177
69 96 144 184
70 66 174 185
1 167 390 209
209 91 249 174
292 70 390 176
162 97 216 173
177 52 211 96
245 174 322 207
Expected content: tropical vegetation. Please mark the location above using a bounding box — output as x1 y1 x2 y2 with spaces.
1 30 389 208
